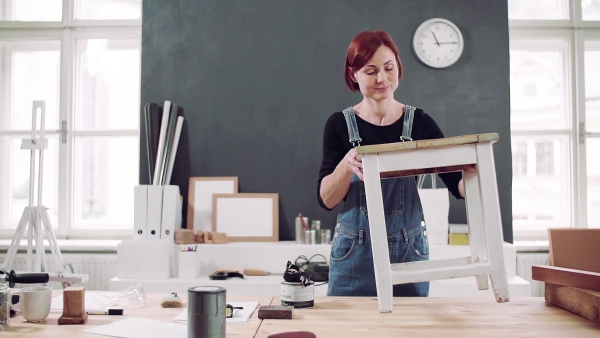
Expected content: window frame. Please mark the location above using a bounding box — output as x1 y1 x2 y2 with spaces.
509 0 600 240
0 1 141 240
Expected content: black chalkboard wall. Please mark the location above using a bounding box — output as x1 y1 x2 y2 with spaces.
140 0 513 243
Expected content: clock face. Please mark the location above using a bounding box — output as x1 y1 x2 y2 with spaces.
413 18 464 69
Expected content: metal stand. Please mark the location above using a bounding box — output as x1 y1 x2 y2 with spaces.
1 101 74 286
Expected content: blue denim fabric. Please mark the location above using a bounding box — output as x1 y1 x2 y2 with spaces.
327 175 430 297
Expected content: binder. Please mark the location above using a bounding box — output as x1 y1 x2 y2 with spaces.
160 185 182 241
146 185 163 239
133 185 148 240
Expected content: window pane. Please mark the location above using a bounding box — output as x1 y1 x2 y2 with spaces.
510 48 568 131
508 0 568 20
73 136 137 229
584 47 600 132
582 0 600 20
75 39 141 131
74 0 141 20
0 135 59 228
0 41 60 131
588 138 600 227
512 135 571 229
0 0 61 21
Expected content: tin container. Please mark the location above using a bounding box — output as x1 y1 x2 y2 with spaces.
311 220 321 243
295 216 308 244
305 230 316 245
280 281 314 308
188 286 226 338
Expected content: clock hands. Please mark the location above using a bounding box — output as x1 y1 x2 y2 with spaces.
430 30 440 47
429 30 457 46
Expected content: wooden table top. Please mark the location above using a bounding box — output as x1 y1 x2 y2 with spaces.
3 291 273 338
356 133 499 155
259 296 599 338
4 293 599 337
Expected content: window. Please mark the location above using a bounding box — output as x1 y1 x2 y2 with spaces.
509 0 600 240
0 0 141 239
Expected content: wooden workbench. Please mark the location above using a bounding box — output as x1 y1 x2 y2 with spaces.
4 293 599 337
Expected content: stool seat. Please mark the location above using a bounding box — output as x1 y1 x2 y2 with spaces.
357 133 510 313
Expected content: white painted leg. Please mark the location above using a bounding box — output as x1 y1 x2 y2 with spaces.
463 169 489 290
362 154 393 313
475 143 510 302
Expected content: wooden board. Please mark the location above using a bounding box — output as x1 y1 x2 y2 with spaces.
545 283 600 325
549 228 600 273
356 133 499 155
532 265 600 292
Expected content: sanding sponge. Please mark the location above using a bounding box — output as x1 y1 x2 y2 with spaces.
258 305 294 319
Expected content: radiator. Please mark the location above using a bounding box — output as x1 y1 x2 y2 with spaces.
516 252 549 297
0 253 118 291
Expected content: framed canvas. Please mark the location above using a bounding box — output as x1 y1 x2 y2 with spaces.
187 177 238 233
212 193 279 242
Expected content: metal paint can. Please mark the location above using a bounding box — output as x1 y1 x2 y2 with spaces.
188 286 226 338
280 281 314 308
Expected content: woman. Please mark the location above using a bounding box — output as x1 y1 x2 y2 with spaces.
318 30 469 297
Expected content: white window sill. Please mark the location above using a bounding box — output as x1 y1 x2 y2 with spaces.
0 239 120 253
513 240 549 253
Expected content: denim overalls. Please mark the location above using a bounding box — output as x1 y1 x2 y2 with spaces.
327 106 430 297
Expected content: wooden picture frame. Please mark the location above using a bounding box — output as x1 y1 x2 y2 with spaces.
212 193 279 242
187 177 238 233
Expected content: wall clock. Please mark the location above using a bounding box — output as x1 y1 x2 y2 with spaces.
413 18 464 69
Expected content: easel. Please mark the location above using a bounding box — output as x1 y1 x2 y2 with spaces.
1 101 76 287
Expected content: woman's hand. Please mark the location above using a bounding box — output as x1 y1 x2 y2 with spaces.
319 148 364 209
458 164 477 198
342 148 364 181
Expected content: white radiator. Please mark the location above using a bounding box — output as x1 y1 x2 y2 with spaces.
0 253 118 291
516 252 549 297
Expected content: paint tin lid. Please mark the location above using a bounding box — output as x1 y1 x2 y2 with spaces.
188 286 226 294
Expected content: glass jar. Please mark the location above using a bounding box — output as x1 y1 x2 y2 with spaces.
0 281 9 330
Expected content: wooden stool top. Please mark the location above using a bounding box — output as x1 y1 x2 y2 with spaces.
356 133 499 155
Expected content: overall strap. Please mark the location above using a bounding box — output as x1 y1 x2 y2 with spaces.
342 107 361 148
401 105 415 142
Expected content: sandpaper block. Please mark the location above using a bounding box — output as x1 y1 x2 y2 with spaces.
258 305 294 319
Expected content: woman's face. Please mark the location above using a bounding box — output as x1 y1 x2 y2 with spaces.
352 45 399 101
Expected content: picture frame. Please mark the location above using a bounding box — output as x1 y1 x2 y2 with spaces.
187 177 238 233
212 193 279 242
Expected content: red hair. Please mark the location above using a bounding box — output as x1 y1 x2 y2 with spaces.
344 30 403 92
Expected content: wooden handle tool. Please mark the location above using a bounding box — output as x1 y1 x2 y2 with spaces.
244 269 277 276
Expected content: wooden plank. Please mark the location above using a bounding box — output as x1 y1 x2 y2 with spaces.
356 133 498 155
549 228 600 273
532 265 600 292
545 283 600 325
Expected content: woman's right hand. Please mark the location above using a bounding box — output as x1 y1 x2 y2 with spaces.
319 148 363 209
341 148 364 181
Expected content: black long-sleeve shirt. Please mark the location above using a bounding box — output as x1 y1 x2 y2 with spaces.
317 108 463 211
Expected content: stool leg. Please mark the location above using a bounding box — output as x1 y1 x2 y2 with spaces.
463 170 489 290
476 143 510 302
362 155 393 313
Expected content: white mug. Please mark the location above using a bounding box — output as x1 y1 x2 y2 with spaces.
15 286 52 322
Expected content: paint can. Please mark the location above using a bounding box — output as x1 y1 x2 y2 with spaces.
188 286 226 338
280 281 314 308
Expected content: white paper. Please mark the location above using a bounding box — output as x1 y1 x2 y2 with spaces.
174 301 259 324
82 317 185 338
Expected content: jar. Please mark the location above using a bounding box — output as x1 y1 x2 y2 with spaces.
0 281 9 330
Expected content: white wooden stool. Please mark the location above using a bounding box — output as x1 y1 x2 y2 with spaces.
357 133 510 313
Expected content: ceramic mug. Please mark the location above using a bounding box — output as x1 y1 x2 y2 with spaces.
14 286 52 322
